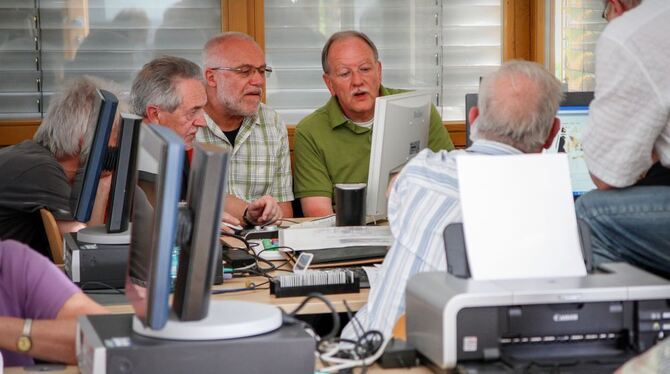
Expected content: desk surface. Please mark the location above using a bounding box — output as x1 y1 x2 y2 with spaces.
90 221 375 315
4 364 432 373
89 272 370 315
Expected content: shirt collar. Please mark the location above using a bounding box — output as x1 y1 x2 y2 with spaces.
467 140 525 156
203 108 260 141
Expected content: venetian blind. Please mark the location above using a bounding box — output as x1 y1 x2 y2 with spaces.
0 0 221 119
264 0 502 124
554 0 606 92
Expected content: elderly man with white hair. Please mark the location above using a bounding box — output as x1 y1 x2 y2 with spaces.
0 76 124 260
341 60 564 340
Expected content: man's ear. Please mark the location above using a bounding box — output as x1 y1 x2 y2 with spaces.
376 60 382 82
468 106 479 128
204 68 217 87
542 117 561 150
323 73 336 96
145 105 161 124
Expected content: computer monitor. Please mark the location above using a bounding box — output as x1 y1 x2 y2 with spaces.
125 124 184 330
127 125 282 338
105 113 142 233
366 91 433 218
464 91 596 196
546 92 596 196
75 112 142 244
70 89 118 222
172 143 229 321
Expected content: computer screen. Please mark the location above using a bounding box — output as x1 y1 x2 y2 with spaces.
464 91 595 196
125 124 184 330
70 89 118 222
172 142 229 321
546 104 596 196
126 125 230 329
105 113 142 233
366 91 432 218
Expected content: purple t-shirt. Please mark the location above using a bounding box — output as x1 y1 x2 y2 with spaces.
0 240 80 367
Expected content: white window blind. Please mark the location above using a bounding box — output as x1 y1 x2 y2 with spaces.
264 0 502 124
441 0 501 121
0 0 221 119
554 0 606 92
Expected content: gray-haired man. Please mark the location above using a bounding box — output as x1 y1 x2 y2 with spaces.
131 55 281 227
0 76 124 260
341 60 563 340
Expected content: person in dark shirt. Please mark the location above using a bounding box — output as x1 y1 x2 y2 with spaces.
0 76 126 259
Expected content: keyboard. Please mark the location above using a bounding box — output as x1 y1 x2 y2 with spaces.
294 245 389 265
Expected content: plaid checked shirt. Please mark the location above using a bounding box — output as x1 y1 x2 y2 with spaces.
196 104 294 203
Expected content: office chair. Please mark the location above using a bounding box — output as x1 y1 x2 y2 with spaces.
39 208 64 264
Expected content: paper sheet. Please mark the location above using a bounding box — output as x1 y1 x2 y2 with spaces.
456 153 586 280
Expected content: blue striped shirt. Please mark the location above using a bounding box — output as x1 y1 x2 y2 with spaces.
341 140 522 340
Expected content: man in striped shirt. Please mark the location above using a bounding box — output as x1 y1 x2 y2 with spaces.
341 60 564 340
199 32 293 225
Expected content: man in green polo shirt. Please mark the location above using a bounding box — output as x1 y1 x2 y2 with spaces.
294 30 455 217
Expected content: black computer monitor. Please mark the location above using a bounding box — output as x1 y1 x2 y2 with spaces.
172 143 229 321
125 124 185 330
105 113 142 233
126 124 230 329
70 89 118 222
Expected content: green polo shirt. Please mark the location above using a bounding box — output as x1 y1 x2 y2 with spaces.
293 86 454 199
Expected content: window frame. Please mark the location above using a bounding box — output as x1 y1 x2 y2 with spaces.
0 0 544 150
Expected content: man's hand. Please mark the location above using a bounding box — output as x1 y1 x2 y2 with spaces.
245 195 282 226
220 212 242 234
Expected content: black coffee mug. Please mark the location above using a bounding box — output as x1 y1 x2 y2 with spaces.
334 183 366 226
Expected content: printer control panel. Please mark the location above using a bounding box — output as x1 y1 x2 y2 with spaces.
636 300 670 351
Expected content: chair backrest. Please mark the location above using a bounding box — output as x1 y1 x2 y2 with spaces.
39 208 63 264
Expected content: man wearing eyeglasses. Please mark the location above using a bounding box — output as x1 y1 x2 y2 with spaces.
575 0 670 278
293 30 455 217
199 32 292 225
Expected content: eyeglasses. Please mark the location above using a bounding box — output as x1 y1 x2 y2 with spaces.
602 1 611 21
209 65 273 78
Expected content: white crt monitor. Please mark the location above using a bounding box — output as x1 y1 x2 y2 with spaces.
366 91 433 218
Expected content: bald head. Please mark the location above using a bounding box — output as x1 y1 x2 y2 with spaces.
470 60 563 153
202 32 262 69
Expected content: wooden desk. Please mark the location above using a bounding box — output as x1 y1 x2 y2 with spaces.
93 272 369 315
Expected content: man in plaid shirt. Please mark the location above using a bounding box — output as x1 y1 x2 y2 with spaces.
199 32 293 224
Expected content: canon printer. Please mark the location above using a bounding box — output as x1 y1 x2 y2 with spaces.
405 223 670 372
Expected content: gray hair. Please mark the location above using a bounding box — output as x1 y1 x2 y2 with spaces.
321 30 379 74
470 60 563 153
202 32 259 68
34 75 126 160
130 55 203 117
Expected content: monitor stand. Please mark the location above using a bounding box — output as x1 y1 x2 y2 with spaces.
77 224 131 245
132 300 283 340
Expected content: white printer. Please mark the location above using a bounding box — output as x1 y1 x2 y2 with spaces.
405 223 670 372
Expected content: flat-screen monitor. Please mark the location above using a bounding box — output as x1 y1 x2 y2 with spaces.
126 125 230 329
464 91 596 196
125 124 184 330
172 143 229 321
105 113 142 233
366 91 432 218
546 92 596 196
70 89 118 222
